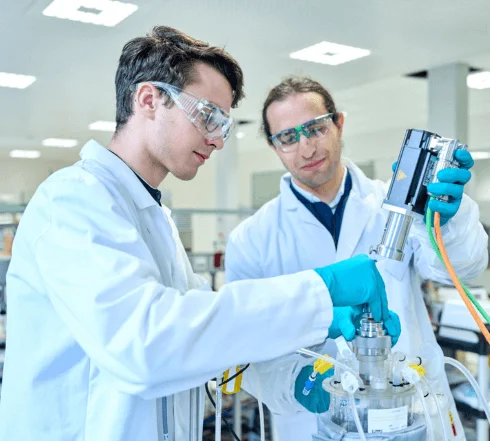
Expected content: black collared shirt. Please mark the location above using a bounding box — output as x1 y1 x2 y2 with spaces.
290 171 353 248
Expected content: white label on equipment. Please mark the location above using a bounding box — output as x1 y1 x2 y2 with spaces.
367 406 408 433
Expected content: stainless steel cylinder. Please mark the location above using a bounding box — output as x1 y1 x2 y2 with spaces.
371 211 413 261
354 319 391 388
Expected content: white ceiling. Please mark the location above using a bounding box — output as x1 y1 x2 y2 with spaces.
1 0 490 162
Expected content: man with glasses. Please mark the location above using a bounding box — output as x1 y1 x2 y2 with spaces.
0 28 401 441
225 76 488 440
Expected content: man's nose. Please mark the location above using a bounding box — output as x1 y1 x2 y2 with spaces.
206 136 224 151
298 132 315 158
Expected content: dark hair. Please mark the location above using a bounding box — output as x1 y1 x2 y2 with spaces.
261 76 338 139
115 26 245 133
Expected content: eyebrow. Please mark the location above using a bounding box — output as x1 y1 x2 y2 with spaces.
206 98 228 111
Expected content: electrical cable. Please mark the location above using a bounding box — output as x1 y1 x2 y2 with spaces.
425 202 490 344
433 211 490 324
425 204 489 322
218 364 250 387
205 382 242 441
203 364 250 441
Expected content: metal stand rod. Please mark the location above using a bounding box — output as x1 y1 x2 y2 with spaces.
476 355 489 441
233 392 242 439
189 387 201 441
162 397 169 441
215 380 222 441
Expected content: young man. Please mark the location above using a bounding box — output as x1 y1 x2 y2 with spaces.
225 77 489 441
0 29 399 441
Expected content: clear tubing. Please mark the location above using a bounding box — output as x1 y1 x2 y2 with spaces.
417 383 435 441
422 377 449 441
444 357 490 423
251 364 266 441
349 393 367 441
297 348 364 386
391 353 405 386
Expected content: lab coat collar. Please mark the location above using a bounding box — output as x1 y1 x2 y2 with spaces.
280 158 376 209
279 158 378 259
80 140 159 211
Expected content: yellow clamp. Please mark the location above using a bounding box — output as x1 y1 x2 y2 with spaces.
409 363 426 378
314 355 334 375
221 365 245 395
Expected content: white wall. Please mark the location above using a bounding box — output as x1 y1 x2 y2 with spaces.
160 156 218 253
238 144 284 208
0 159 73 204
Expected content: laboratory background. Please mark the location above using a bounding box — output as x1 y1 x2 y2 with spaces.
0 1 490 441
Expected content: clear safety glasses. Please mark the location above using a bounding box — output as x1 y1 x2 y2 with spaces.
145 81 235 142
269 113 336 153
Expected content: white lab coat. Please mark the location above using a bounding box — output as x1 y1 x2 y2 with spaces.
0 140 336 441
225 159 488 441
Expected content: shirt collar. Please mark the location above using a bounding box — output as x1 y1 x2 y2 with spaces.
290 165 347 208
108 150 162 206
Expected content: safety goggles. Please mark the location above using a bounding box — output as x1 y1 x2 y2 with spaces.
269 113 336 153
145 81 235 142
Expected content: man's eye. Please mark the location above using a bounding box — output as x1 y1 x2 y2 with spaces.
308 124 328 137
280 132 297 144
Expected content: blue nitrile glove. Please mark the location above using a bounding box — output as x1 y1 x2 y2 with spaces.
427 150 474 225
294 364 334 413
328 307 402 345
391 150 474 226
328 307 361 341
314 255 389 322
382 310 401 346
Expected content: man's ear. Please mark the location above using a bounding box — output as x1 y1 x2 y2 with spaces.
134 83 159 118
335 111 345 138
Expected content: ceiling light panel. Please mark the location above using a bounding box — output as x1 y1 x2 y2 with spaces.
467 72 490 90
89 121 116 132
42 138 78 148
471 151 490 160
10 150 41 159
42 0 138 27
0 72 36 89
290 41 371 66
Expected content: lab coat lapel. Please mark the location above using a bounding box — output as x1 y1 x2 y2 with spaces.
335 191 374 262
280 173 324 230
335 159 379 262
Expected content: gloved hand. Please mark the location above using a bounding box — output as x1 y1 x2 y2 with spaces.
294 364 334 413
391 150 474 226
327 307 361 341
314 255 389 322
427 150 474 225
328 306 402 345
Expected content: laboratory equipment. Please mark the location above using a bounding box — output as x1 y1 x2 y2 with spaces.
305 311 462 441
300 128 489 441
370 129 467 262
319 314 421 438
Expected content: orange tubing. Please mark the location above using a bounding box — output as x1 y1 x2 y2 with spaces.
434 212 490 345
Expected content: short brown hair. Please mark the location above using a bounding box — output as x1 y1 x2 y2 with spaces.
262 76 338 139
115 26 245 133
